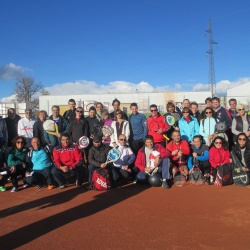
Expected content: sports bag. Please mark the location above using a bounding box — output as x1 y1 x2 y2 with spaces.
91 168 111 191
231 151 250 186
214 163 233 187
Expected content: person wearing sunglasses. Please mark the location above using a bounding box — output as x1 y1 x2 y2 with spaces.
178 107 199 143
199 107 216 146
109 98 128 121
147 104 170 147
231 104 250 143
112 134 135 184
7 136 30 192
110 109 130 147
67 107 89 144
231 133 250 179
209 136 231 183
18 108 36 147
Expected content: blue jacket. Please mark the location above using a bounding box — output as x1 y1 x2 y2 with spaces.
199 117 216 143
178 116 199 142
187 145 209 170
129 113 147 140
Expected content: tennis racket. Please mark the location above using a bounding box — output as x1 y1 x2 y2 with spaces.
105 147 121 164
43 120 59 136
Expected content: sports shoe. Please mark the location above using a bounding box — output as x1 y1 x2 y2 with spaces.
37 184 43 189
59 184 66 189
0 186 6 192
162 180 170 189
23 184 29 188
86 185 92 191
48 185 54 190
11 187 18 192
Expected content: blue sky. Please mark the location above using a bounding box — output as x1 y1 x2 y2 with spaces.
0 0 250 100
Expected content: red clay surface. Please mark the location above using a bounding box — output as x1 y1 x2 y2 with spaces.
0 181 250 250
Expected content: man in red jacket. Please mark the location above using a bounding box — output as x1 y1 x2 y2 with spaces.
135 135 171 189
51 133 84 188
167 130 190 178
147 104 170 147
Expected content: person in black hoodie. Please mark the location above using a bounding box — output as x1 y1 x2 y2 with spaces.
231 133 250 178
33 110 48 147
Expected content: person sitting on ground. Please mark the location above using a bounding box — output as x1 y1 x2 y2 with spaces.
134 135 171 189
209 136 231 184
166 131 190 179
112 134 135 184
25 137 55 189
87 135 111 190
7 136 30 192
187 135 211 184
52 133 84 188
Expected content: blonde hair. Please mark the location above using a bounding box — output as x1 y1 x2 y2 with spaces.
237 104 245 110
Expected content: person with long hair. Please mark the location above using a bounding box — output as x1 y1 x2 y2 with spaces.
33 110 48 147
231 133 250 179
231 104 250 143
209 136 231 184
7 136 30 192
199 107 216 146
110 109 130 147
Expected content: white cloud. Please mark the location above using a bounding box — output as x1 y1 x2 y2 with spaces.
0 94 17 103
192 77 250 96
0 63 29 80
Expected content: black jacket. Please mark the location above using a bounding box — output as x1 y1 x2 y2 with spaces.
231 145 250 169
68 118 89 143
4 115 21 146
88 144 110 168
33 120 47 146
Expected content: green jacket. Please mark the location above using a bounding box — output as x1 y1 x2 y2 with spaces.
7 148 29 167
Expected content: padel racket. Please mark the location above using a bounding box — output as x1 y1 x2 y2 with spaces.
91 123 103 138
165 115 175 126
78 136 90 149
105 147 121 164
43 120 59 135
102 126 114 137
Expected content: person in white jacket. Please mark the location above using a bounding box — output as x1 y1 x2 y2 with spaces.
110 109 130 147
199 107 216 146
18 109 36 147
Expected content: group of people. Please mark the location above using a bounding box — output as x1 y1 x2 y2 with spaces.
0 96 249 192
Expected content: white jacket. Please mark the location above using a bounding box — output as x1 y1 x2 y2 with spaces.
110 120 130 147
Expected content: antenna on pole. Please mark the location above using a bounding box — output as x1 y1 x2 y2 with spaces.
206 20 217 97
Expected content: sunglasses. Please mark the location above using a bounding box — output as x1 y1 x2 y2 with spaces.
214 142 222 145
238 109 245 111
182 111 189 114
206 112 212 114
16 141 24 144
76 110 83 113
119 138 126 141
93 141 101 143
116 113 122 115
150 109 157 112
238 138 246 141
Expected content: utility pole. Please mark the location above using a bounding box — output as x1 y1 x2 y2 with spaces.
206 20 217 97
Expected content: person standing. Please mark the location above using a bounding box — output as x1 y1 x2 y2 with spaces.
18 108 36 147
63 99 77 122
0 117 8 148
228 98 238 119
129 103 147 154
4 108 21 147
109 98 128 121
33 110 48 147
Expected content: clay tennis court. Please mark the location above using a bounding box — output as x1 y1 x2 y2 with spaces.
0 182 250 250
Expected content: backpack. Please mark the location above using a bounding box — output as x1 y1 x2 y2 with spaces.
91 168 111 191
214 163 233 187
231 151 250 186
189 159 205 185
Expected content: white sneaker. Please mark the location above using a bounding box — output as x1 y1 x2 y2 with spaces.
11 187 18 192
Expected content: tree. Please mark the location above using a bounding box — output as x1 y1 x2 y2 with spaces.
14 74 49 110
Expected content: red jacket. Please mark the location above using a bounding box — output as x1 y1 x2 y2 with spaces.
53 144 83 169
135 144 171 172
209 147 230 169
147 114 170 143
166 140 190 164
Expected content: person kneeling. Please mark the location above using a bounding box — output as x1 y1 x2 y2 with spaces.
134 135 171 189
52 133 84 188
26 137 55 189
112 134 135 185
